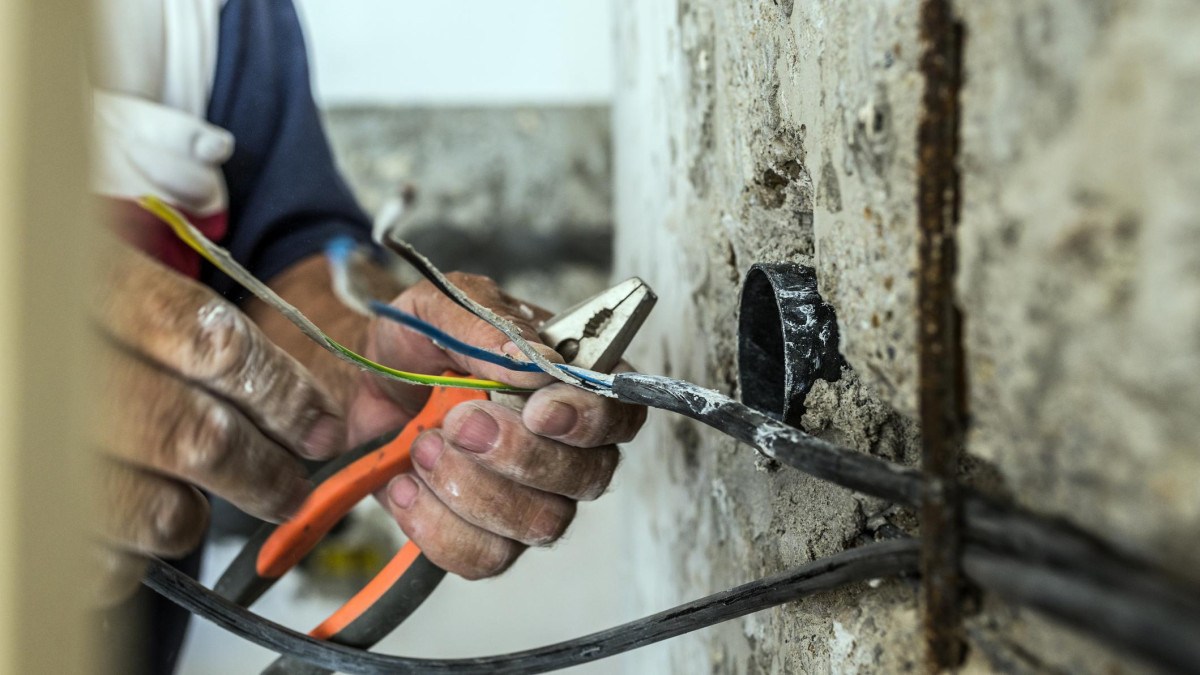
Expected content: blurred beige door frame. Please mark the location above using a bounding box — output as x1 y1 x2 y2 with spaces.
0 0 96 672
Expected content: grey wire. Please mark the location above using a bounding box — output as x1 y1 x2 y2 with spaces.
381 235 587 389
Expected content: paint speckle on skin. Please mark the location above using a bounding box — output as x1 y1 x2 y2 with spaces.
196 301 231 328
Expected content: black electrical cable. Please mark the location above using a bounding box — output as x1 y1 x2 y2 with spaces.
142 369 1200 673
611 373 924 505
962 547 1200 674
611 373 1180 586
612 372 1200 673
144 539 920 675
961 497 1200 619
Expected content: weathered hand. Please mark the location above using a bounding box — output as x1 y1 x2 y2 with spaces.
93 248 346 604
346 273 646 579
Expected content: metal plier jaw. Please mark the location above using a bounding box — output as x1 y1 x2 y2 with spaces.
541 277 657 374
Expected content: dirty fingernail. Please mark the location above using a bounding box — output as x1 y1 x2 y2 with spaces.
413 432 445 471
389 475 419 509
303 414 345 459
534 400 578 437
455 409 499 453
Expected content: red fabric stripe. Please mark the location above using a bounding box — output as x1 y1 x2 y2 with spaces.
106 198 228 278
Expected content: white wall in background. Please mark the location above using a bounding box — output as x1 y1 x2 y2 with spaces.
294 0 614 105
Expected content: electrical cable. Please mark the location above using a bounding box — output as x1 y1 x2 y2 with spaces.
144 540 920 675
141 204 1200 672
962 547 1200 674
139 197 521 393
612 372 1198 595
146 527 1200 675
379 233 592 389
325 237 614 389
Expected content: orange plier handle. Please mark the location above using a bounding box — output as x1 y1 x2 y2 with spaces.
214 373 483 652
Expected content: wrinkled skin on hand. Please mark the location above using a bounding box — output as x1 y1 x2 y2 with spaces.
347 272 646 580
95 251 646 603
94 249 347 605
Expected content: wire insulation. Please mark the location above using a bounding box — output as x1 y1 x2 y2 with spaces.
379 234 589 389
326 236 614 390
145 540 920 675
139 196 520 392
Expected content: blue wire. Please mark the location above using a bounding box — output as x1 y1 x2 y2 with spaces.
328 237 613 389
325 236 357 266
368 300 543 373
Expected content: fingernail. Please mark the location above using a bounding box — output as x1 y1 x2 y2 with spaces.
303 414 345 459
534 400 578 437
455 408 499 453
389 475 419 509
412 432 445 471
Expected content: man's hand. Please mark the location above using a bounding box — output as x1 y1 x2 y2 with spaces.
94 248 346 604
96 247 645 602
346 273 647 580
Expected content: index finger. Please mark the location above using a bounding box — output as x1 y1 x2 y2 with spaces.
98 248 345 459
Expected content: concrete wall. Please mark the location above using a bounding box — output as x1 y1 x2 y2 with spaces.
614 0 1199 672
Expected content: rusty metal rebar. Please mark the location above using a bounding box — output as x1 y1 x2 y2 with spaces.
916 0 968 669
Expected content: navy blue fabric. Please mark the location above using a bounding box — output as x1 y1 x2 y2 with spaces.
204 0 372 302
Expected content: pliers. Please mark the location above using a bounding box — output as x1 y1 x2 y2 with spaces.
213 276 657 673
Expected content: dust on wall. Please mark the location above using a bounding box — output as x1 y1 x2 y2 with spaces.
613 0 1199 672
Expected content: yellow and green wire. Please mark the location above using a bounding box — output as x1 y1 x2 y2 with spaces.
137 195 522 393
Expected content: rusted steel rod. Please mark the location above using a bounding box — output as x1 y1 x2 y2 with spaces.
915 0 968 668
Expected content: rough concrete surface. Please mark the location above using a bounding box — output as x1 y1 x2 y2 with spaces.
322 106 615 311
614 0 1198 672
957 0 1200 577
614 0 927 672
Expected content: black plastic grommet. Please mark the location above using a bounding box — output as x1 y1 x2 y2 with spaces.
737 263 845 427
